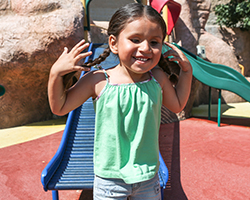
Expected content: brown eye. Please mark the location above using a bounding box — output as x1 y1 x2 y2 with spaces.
150 41 159 46
131 39 140 44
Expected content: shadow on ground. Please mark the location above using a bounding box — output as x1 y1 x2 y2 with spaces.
159 122 188 200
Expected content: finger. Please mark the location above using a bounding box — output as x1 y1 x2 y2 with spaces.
163 43 175 56
164 42 184 55
58 47 68 58
164 42 179 51
71 40 90 55
74 65 91 72
70 43 91 59
163 42 186 59
168 56 181 62
163 50 179 59
74 42 91 55
74 51 92 63
63 47 68 53
71 39 86 52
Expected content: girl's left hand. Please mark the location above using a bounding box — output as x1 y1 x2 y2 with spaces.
163 42 192 73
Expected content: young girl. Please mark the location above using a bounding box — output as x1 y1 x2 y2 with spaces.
48 3 192 200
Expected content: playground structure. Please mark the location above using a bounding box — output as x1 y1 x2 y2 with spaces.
41 0 250 199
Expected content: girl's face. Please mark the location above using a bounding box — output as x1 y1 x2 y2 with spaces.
109 17 164 76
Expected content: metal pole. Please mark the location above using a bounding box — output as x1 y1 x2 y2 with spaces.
208 87 211 120
162 5 169 42
81 0 88 42
52 190 59 200
217 89 221 127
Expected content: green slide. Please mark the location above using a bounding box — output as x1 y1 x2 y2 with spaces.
163 43 250 102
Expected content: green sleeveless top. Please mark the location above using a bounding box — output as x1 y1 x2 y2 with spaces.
93 69 162 184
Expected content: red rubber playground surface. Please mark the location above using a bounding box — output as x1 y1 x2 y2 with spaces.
0 109 249 199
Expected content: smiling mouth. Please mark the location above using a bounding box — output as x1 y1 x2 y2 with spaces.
133 57 149 62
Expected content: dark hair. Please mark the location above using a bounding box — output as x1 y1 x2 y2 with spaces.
63 3 177 89
108 3 166 39
88 3 167 67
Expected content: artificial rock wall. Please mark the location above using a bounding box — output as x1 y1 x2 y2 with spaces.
0 0 85 128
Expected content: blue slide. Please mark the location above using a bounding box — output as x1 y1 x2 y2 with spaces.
41 43 169 200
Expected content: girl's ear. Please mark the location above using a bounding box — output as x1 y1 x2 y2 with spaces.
109 35 118 54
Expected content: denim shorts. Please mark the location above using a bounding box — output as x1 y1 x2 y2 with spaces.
93 173 161 200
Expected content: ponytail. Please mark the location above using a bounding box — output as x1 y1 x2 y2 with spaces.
158 54 179 86
83 47 111 68
63 47 111 90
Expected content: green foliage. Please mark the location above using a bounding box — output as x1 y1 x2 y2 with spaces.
214 0 250 30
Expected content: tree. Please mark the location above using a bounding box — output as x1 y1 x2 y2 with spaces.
214 0 250 30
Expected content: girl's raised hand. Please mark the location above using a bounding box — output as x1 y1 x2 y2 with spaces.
51 40 93 77
163 42 192 73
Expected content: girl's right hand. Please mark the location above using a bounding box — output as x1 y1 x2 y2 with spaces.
163 42 192 73
50 40 93 77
